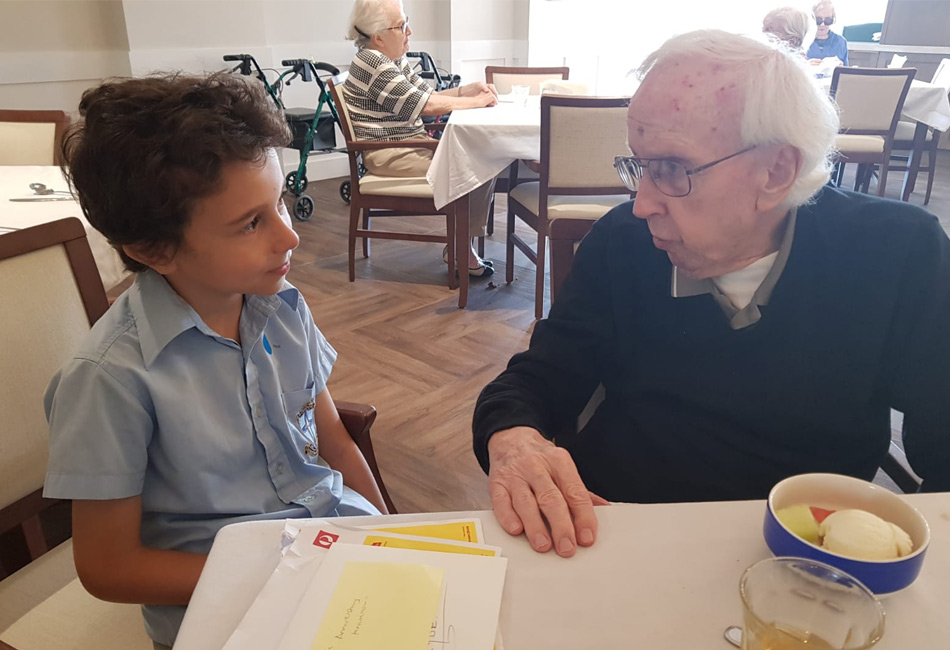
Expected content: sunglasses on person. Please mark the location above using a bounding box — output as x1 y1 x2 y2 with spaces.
613 146 758 197
815 16 835 26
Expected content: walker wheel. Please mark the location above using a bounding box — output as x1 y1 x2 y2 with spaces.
285 171 308 196
293 195 314 221
339 181 351 205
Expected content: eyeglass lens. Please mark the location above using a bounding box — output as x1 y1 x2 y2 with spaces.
816 17 834 25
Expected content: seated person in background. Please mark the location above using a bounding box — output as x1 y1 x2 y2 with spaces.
473 29 950 559
806 0 849 66
344 0 499 277
763 6 810 53
45 72 388 649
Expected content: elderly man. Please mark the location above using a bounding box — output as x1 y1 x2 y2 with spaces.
472 29 950 559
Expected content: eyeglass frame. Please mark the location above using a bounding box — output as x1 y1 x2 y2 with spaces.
383 16 410 34
613 145 758 197
815 16 835 26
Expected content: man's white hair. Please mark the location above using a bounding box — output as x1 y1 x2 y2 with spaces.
346 0 403 49
637 29 839 207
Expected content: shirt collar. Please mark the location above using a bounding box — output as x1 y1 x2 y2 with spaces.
130 271 300 368
671 208 797 329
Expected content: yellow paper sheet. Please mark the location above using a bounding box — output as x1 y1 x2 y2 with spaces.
309 561 443 650
368 521 481 544
361 535 498 556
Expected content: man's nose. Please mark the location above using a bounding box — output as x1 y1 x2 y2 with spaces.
631 173 664 220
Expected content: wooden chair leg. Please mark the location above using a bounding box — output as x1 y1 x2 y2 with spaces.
877 160 890 198
446 211 458 290
457 199 470 308
477 235 485 258
534 227 547 320
505 208 516 284
487 195 495 236
362 211 370 258
924 148 936 205
348 205 360 282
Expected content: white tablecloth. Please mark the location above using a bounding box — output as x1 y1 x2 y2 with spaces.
174 493 950 650
0 166 128 290
819 77 950 132
428 97 541 210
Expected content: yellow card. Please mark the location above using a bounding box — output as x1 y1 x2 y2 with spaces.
362 535 498 556
309 561 443 650
368 520 481 544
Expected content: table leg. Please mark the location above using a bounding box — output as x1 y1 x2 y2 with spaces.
901 122 928 202
456 192 470 309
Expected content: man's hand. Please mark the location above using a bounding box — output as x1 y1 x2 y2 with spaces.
487 426 606 557
460 81 499 99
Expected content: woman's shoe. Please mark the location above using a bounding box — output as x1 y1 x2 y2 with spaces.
469 261 494 277
442 245 494 272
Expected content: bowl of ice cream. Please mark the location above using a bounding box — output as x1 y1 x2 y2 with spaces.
764 473 930 595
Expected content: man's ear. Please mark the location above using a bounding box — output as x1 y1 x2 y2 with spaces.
122 243 177 275
756 144 802 213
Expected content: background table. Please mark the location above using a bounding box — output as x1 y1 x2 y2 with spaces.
427 97 541 211
174 493 949 650
0 166 128 290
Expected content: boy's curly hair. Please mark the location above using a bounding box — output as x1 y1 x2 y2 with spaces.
62 72 291 272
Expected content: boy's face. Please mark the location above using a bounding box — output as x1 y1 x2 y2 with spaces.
158 148 300 310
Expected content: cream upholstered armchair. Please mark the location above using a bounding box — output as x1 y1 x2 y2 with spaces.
0 110 70 166
830 67 915 197
506 95 632 319
888 58 950 205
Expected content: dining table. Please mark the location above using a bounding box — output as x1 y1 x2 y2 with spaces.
173 493 950 649
0 165 128 291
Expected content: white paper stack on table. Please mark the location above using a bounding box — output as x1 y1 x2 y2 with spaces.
222 518 508 650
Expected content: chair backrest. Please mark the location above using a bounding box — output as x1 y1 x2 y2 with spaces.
0 110 70 166
540 95 632 194
485 66 569 95
932 57 950 91
327 72 356 143
830 67 916 135
0 218 108 554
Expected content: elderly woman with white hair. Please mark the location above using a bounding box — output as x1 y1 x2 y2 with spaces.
474 29 950 556
343 0 499 276
806 0 849 66
762 6 810 52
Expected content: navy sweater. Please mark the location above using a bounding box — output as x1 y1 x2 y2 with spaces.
473 187 950 503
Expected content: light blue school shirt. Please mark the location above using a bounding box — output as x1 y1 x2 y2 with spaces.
43 270 378 646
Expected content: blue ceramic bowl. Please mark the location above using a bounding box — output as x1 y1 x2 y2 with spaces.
764 473 930 595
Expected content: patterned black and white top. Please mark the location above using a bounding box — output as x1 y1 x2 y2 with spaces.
342 48 433 141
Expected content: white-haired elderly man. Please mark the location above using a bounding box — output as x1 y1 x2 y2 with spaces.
473 30 950 558
344 0 499 276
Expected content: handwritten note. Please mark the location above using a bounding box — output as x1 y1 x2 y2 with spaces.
309 561 444 650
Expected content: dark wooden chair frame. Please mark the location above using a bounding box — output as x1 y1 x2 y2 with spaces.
0 109 71 166
507 95 632 319
829 67 916 197
328 74 475 308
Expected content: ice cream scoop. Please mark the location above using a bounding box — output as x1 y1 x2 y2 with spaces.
819 509 913 561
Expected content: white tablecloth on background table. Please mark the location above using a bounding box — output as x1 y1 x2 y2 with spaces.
174 494 950 650
819 77 950 132
427 97 542 210
0 166 128 290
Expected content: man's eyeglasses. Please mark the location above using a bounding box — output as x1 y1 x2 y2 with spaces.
385 16 410 34
815 16 835 26
613 146 758 197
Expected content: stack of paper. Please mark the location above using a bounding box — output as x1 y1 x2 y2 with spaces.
222 519 508 650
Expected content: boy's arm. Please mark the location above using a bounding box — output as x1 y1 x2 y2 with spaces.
72 496 206 605
313 388 389 514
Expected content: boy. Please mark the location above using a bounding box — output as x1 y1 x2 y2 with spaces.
43 72 387 648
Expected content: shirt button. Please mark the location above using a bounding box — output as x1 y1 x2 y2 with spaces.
276 462 284 475
301 495 314 503
255 405 263 418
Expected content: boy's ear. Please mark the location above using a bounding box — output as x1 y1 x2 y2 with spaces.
121 243 178 274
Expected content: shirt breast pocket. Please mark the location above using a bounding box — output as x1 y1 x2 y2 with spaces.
281 385 318 457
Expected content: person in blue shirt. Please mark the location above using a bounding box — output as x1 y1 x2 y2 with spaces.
806 1 850 66
43 72 388 648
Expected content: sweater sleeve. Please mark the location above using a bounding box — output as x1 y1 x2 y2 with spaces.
471 208 622 473
884 214 950 492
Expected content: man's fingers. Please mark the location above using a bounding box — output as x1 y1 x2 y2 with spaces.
509 480 554 552
589 491 611 506
545 449 599 549
488 480 524 536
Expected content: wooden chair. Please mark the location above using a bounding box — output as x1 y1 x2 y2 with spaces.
482 66 571 245
328 74 472 308
887 58 950 205
548 218 923 496
830 67 915 197
506 95 632 319
0 219 395 649
0 110 70 166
